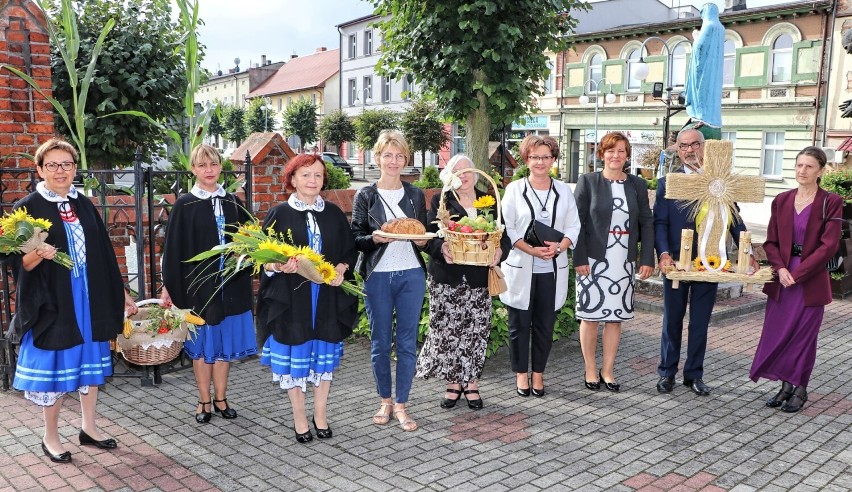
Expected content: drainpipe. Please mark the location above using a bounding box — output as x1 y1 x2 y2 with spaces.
818 2 837 146
558 48 567 180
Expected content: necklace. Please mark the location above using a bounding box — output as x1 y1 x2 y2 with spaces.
795 188 816 203
528 178 553 219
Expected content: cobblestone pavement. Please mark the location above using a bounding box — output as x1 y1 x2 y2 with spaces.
2 298 851 492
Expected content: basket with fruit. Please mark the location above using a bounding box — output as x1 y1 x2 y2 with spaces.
115 299 205 366
437 168 504 266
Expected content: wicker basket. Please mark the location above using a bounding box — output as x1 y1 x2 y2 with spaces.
115 299 189 366
437 168 504 266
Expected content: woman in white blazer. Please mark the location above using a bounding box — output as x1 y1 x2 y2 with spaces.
500 135 581 397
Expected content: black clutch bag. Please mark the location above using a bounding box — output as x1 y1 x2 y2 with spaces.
524 220 563 248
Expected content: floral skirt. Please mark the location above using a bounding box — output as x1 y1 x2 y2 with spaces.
415 277 491 384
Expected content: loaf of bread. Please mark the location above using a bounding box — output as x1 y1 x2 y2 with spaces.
381 218 426 235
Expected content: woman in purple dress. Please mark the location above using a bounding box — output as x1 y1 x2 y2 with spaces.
750 147 843 413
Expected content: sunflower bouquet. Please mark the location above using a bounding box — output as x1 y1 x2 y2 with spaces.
187 218 364 297
692 255 731 272
0 208 73 269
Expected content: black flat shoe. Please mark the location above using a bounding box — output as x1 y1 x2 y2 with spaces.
464 389 484 410
531 387 545 397
440 388 463 409
196 401 212 424
599 370 620 392
656 376 675 393
683 378 711 396
781 386 808 413
584 380 601 391
213 398 237 419
517 387 531 397
79 430 117 450
42 441 72 464
766 381 794 408
295 429 313 444
312 417 332 439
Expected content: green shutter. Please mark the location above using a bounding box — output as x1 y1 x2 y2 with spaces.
563 62 586 97
791 40 820 83
639 55 667 93
601 59 625 93
734 46 768 88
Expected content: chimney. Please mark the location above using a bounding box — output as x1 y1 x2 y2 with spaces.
261 54 267 66
316 47 327 52
290 53 298 59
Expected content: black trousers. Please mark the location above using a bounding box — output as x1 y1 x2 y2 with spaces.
507 273 557 373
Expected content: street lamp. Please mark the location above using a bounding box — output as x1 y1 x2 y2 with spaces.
354 87 372 179
263 97 273 132
578 78 616 172
634 36 691 147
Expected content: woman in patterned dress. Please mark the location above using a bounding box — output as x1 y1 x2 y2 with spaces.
7 138 137 463
573 132 655 392
256 154 358 443
415 155 509 410
161 144 257 424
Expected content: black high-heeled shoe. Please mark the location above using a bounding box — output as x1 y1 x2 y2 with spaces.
599 370 620 392
196 401 212 424
781 386 808 413
441 388 463 409
79 430 117 449
295 428 314 443
41 441 72 464
516 386 531 397
766 381 794 408
312 417 332 439
463 389 484 410
584 380 600 391
531 387 545 397
213 398 237 419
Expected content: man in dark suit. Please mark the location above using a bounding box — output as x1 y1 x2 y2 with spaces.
653 129 757 396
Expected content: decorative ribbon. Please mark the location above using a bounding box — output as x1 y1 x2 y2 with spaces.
697 202 729 272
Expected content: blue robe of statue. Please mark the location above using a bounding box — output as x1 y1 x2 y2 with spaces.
684 3 723 129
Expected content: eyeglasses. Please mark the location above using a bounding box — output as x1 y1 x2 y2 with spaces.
678 141 702 151
41 161 75 172
381 153 407 162
527 155 554 163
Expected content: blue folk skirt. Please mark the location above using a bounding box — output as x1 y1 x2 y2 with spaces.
184 310 258 363
13 267 112 397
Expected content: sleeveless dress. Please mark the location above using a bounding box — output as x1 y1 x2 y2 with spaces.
575 180 635 322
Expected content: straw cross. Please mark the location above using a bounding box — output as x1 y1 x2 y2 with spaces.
665 140 765 270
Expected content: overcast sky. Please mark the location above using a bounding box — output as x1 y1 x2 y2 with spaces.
195 0 786 73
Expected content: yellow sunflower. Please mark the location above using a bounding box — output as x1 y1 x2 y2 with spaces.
693 255 723 270
317 262 336 284
237 221 262 236
472 195 496 209
296 246 324 265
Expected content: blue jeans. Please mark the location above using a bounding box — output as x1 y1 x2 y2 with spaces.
364 268 426 403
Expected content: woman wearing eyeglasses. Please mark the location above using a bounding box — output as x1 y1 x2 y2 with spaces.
161 144 257 424
573 132 654 392
351 130 429 431
500 135 581 397
6 138 137 463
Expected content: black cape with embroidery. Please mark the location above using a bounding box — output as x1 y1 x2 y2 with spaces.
3 192 124 350
255 202 358 347
161 193 253 325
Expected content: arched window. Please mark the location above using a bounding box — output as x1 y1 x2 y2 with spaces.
671 45 687 87
544 60 555 94
627 49 641 91
771 34 793 83
589 54 602 89
723 40 736 86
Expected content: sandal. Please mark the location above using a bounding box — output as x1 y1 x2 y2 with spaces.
393 408 418 432
372 402 393 425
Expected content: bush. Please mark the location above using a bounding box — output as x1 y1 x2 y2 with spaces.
821 167 852 202
324 163 351 190
413 165 443 189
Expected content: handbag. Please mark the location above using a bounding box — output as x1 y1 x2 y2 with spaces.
822 196 844 271
524 220 563 248
488 266 508 296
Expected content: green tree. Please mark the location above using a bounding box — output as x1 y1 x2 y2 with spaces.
46 0 186 169
282 99 318 152
223 106 247 146
244 98 276 134
400 98 449 168
353 108 399 156
207 102 225 148
318 109 356 153
373 0 589 171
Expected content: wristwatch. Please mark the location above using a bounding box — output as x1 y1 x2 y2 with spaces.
556 246 562 255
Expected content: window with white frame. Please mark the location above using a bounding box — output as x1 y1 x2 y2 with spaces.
348 79 357 106
627 49 641 91
312 93 316 105
382 77 391 103
543 60 555 94
722 131 736 168
671 45 687 87
402 76 412 101
588 54 602 88
278 98 282 111
348 34 357 59
364 30 373 56
363 76 373 101
761 131 785 176
723 40 735 86
771 34 793 83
